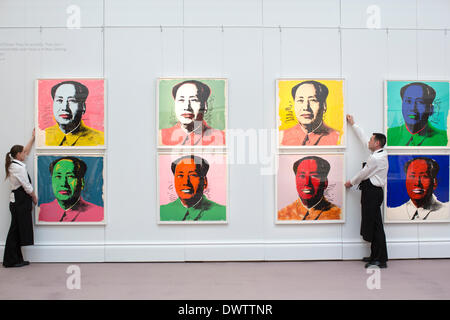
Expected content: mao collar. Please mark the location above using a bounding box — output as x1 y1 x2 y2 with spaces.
52 121 87 146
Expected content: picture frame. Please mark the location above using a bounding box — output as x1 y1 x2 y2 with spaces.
277 78 346 149
35 152 106 225
275 152 345 224
157 77 228 150
157 151 228 224
385 153 450 223
35 78 106 150
384 80 450 149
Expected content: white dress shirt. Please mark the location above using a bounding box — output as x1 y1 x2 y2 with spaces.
8 159 33 203
350 124 388 188
388 195 449 221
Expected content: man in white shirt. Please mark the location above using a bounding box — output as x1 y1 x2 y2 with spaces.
345 115 389 268
388 157 449 221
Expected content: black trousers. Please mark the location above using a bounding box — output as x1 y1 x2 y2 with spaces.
360 179 388 263
3 190 34 267
3 203 26 266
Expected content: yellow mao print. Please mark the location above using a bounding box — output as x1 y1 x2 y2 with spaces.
36 79 105 147
278 79 344 146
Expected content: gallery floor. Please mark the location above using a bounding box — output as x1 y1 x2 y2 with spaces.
1 259 450 300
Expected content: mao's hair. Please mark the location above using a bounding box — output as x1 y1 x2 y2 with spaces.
404 157 439 179
293 156 330 181
172 80 211 110
171 155 209 177
49 156 87 179
291 80 329 105
400 82 436 105
51 81 89 103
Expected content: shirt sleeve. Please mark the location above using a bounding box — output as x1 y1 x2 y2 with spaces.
352 124 369 148
350 154 379 186
10 165 33 195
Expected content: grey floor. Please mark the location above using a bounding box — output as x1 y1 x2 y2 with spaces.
1 259 450 300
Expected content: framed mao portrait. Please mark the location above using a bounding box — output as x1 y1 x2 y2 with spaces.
385 80 449 148
276 153 345 224
386 154 449 223
157 78 227 148
158 153 227 224
35 153 106 225
277 79 345 148
35 78 106 149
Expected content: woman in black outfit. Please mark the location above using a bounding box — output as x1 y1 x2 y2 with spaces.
3 130 37 268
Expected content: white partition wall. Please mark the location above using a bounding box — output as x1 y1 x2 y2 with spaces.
1 0 450 262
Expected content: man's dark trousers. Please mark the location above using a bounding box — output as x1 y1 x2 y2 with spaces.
360 179 388 263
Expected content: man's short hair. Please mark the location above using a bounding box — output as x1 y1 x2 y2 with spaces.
51 81 89 103
293 156 330 181
291 80 329 105
49 156 87 179
404 157 439 179
171 155 210 177
372 133 386 148
400 82 436 105
172 80 211 106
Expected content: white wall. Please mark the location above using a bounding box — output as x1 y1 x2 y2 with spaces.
1 0 449 262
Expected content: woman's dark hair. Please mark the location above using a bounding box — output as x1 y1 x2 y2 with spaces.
5 145 24 179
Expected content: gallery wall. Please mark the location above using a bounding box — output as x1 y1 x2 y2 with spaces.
0 0 449 262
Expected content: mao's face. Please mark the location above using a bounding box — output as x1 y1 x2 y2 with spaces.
405 159 436 204
401 85 432 129
174 158 207 205
174 83 205 126
53 84 85 127
294 84 324 128
295 159 327 203
51 160 83 203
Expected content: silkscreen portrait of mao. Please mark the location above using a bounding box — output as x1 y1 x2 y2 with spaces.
278 79 345 147
158 78 227 147
36 79 105 148
36 154 105 224
277 153 344 223
386 154 449 223
386 81 449 147
159 153 227 224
